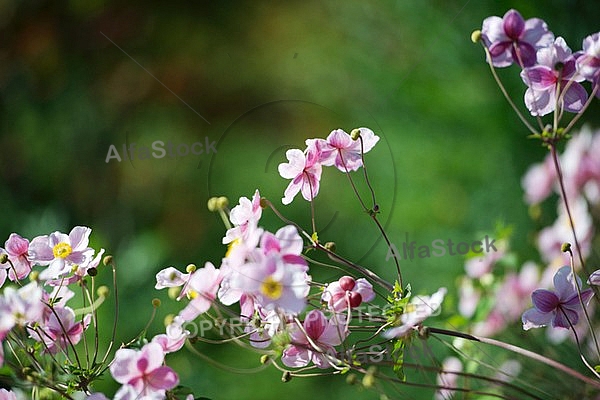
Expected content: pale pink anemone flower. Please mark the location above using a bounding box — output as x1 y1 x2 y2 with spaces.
29 226 95 281
31 306 91 354
316 128 379 172
278 140 322 205
282 309 348 369
110 342 179 399
383 288 447 339
0 233 32 283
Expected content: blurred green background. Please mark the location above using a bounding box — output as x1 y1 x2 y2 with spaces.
1 0 600 398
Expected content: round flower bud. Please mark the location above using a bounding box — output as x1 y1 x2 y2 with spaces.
216 196 229 209
260 354 270 365
207 197 219 212
152 298 161 308
281 371 292 382
350 128 361 140
339 276 356 291
324 241 336 252
102 255 113 266
0 253 8 264
29 271 39 282
97 286 110 298
186 263 197 273
168 286 181 299
561 242 572 253
87 267 98 277
471 29 482 43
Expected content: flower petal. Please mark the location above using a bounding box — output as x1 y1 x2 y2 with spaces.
522 307 553 330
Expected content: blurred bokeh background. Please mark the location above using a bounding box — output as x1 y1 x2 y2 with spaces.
1 0 599 398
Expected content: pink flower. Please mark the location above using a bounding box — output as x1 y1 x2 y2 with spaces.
155 267 190 290
152 316 189 353
29 226 94 281
0 389 17 400
31 306 90 354
321 276 375 312
521 37 588 116
383 288 447 339
316 128 379 172
577 32 600 93
278 141 322 205
110 342 179 398
0 282 44 341
282 310 347 368
231 252 310 314
434 357 463 400
223 190 262 245
522 266 594 330
178 262 222 321
481 9 554 68
521 155 556 204
0 233 32 282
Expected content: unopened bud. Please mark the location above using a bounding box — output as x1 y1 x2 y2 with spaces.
362 366 377 388
97 286 109 298
207 197 219 212
324 242 336 252
168 286 181 299
103 255 113 266
561 242 571 253
260 354 271 365
471 29 482 43
346 374 358 385
216 196 229 209
0 254 8 264
87 267 98 277
350 128 361 140
29 270 39 282
152 298 161 308
281 371 292 382
259 197 269 209
186 264 197 273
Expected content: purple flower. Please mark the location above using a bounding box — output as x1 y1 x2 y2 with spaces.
577 32 600 95
31 306 90 354
522 266 594 330
481 9 554 68
278 141 322 205
521 37 588 116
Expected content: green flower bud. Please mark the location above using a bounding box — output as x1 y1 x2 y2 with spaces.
471 29 482 43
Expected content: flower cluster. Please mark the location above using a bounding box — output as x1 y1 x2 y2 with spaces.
480 9 600 117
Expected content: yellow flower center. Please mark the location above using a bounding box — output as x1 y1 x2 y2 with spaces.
52 242 72 259
261 276 283 299
187 289 198 299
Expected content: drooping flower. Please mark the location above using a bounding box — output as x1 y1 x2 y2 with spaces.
178 262 222 322
521 37 588 116
278 141 322 205
577 32 600 94
481 9 554 67
0 233 32 282
31 306 90 354
29 226 94 281
155 266 190 290
222 189 263 245
383 288 447 339
110 342 179 399
522 266 594 330
321 276 375 312
316 128 379 172
282 310 347 368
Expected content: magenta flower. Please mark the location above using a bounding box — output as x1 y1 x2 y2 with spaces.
521 37 588 116
178 262 222 321
481 9 554 68
31 306 90 354
383 288 447 339
282 310 347 368
316 128 379 172
321 276 375 312
29 226 94 281
577 32 600 94
522 266 594 330
0 233 32 282
110 342 179 398
278 141 322 205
